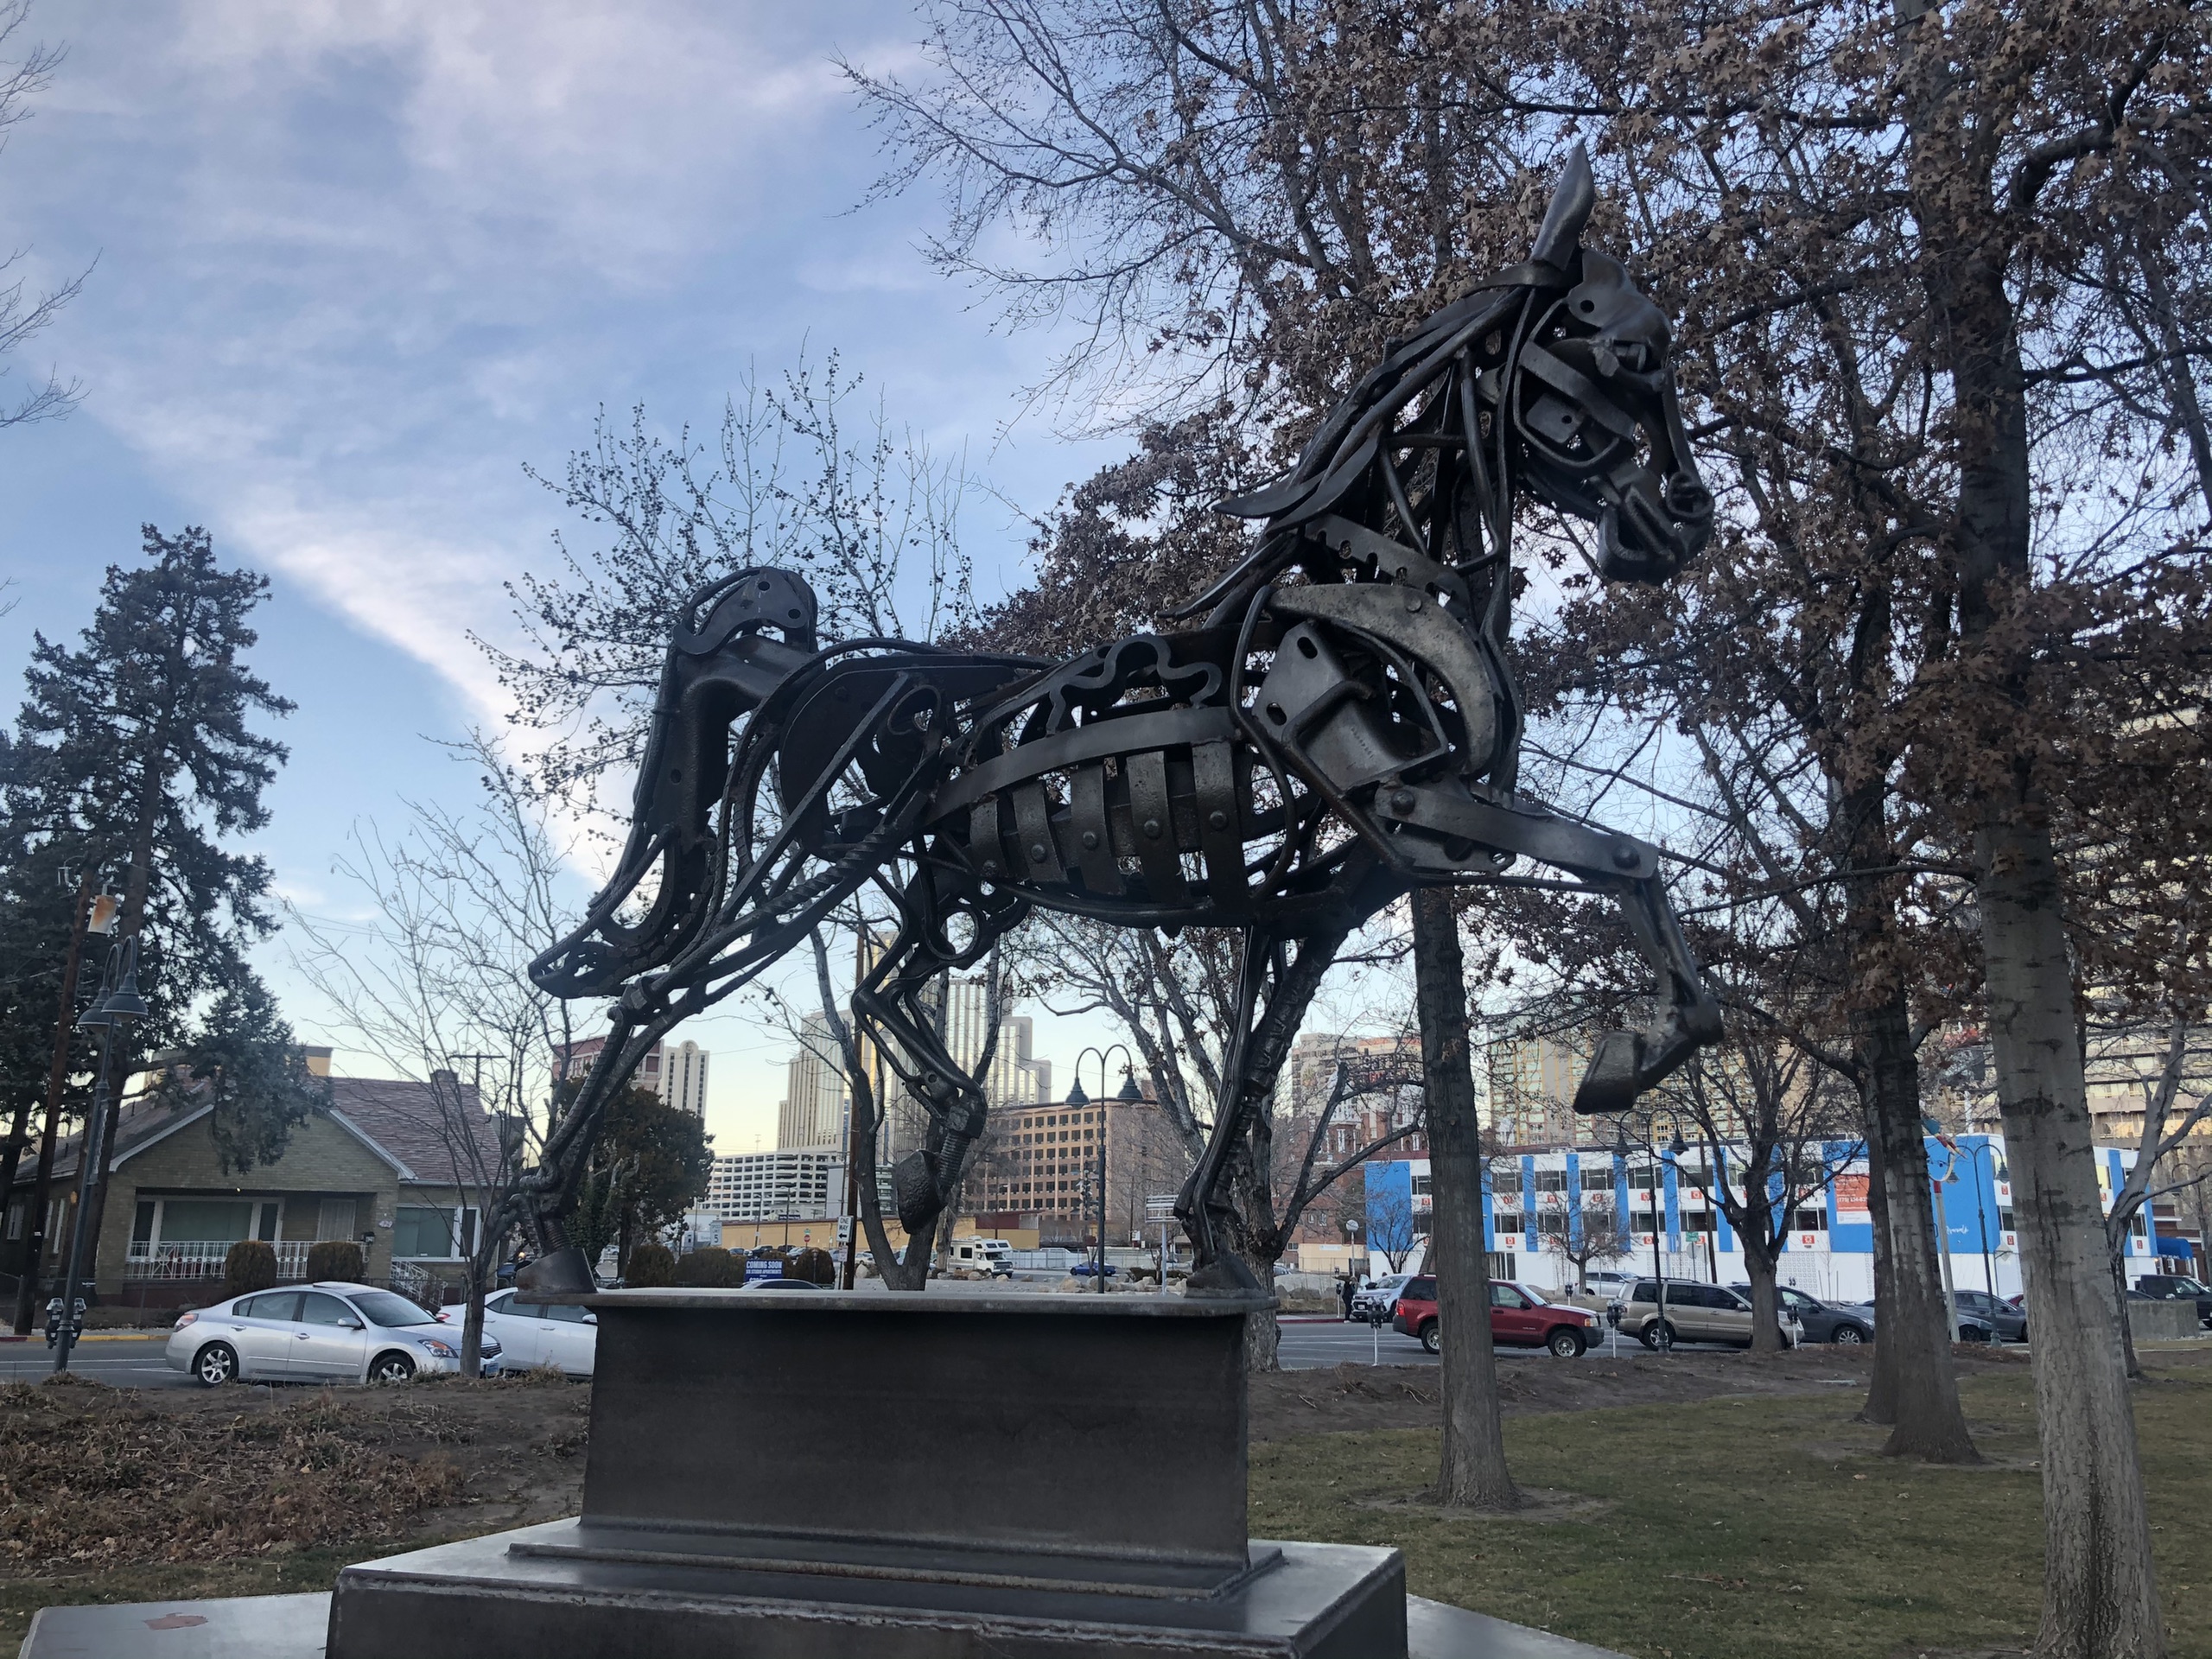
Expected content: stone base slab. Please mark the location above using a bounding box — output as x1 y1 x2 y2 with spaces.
19 1588 1630 1659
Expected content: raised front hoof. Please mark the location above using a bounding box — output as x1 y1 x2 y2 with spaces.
515 1247 598 1297
1185 1255 1264 1297
1572 1030 1644 1114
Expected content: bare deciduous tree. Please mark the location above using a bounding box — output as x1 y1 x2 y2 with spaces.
288 734 578 1376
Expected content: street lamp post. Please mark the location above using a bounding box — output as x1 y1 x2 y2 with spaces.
1615 1120 1684 1356
52 936 148 1376
1955 1137 2001 1296
1923 1116 1962 1342
1069 1046 1138 1294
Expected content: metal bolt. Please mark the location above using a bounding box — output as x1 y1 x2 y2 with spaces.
1030 842 1049 862
1404 591 1422 613
982 859 1000 874
1142 817 1163 839
1207 810 1229 831
1080 830 1101 850
1613 842 1641 869
1389 789 1416 814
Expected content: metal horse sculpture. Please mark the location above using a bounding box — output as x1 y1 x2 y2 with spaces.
515 149 1722 1296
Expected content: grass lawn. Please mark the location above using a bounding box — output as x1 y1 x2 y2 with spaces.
1249 1363 2212 1658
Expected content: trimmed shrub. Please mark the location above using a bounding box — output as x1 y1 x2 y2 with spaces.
673 1246 739 1287
786 1247 837 1286
224 1240 277 1298
305 1240 364 1283
626 1242 676 1287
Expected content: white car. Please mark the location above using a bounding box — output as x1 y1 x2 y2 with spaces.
1351 1274 1413 1321
478 1288 597 1376
166 1282 498 1385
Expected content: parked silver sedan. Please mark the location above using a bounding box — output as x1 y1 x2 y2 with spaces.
165 1281 501 1385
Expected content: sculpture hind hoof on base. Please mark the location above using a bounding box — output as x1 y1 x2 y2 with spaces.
515 1247 597 1297
1185 1253 1265 1297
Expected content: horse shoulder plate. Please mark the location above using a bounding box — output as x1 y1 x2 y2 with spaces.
1266 585 1499 774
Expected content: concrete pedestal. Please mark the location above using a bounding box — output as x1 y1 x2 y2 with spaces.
18 1291 1628 1658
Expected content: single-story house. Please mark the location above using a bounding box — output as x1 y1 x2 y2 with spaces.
1 1050 510 1307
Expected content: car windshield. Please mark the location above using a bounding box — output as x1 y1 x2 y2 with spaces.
2171 1279 2208 1294
348 1290 438 1328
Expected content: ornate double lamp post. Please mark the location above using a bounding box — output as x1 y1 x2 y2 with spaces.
1067 1046 1141 1294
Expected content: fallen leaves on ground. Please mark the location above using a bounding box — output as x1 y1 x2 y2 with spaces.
0 1380 463 1570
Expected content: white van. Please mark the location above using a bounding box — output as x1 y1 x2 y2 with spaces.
950 1238 1014 1277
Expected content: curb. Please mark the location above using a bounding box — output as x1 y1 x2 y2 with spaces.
0 1332 168 1344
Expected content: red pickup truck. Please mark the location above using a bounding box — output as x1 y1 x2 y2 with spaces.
1392 1276 1597 1357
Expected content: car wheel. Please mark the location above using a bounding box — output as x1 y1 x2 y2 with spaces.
1647 1319 1679 1350
193 1342 238 1387
1833 1324 1867 1345
1637 1322 1662 1351
1420 1322 1440 1355
369 1351 417 1383
1547 1327 1586 1359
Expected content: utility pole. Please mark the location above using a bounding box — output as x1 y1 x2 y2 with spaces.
52 934 146 1373
13 870 108 1336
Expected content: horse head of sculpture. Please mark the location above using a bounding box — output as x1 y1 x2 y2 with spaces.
1505 147 1713 584
1198 144 1711 618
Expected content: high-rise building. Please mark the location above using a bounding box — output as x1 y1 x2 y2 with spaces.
1484 1029 1593 1147
553 1036 709 1116
777 1014 847 1153
661 1040 709 1117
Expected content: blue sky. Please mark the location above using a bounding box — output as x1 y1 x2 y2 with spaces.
0 2 1135 1149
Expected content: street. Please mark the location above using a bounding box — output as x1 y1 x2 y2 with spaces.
0 1336 192 1389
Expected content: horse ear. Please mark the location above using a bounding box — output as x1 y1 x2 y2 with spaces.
1531 143 1595 269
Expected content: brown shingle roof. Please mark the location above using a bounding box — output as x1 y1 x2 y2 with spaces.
13 1071 506 1189
327 1075 505 1183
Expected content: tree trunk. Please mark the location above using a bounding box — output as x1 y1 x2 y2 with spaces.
1860 1098 1898 1425
1414 891 1520 1510
1980 817 2163 1657
2110 1250 2143 1383
460 1266 488 1378
1858 986 1977 1462
1742 1245 1785 1355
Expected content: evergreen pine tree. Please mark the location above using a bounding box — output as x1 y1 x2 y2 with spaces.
3 525 311 1258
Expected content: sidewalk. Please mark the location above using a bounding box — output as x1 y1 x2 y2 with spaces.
0 1331 165 1344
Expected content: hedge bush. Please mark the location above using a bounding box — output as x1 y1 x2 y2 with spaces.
786 1247 837 1286
305 1240 364 1283
626 1242 676 1287
673 1246 738 1287
224 1240 277 1298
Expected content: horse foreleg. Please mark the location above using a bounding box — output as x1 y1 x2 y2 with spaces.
1571 871 1724 1113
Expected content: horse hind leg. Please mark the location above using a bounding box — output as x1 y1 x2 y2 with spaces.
852 944 988 1241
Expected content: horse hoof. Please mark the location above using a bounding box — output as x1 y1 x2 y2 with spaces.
1185 1256 1265 1296
516 1248 598 1297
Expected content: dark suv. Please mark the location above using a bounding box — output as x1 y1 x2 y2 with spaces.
2129 1274 2212 1327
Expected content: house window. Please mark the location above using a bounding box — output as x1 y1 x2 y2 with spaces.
156 1198 256 1242
1581 1167 1616 1192
1534 1170 1567 1192
394 1206 478 1260
4 1197 23 1242
1792 1209 1825 1233
1631 1209 1662 1234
